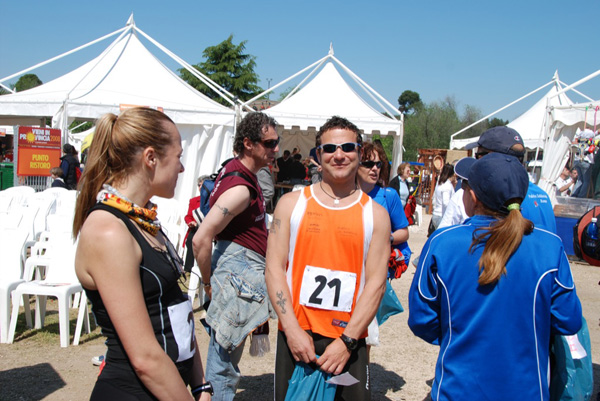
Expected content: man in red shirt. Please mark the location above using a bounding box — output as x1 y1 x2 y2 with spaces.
193 112 280 400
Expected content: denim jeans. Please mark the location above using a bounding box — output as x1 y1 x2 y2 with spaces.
205 241 273 350
206 330 246 401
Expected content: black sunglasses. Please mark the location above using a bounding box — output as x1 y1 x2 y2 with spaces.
360 160 383 169
260 137 280 149
319 142 361 154
475 151 489 159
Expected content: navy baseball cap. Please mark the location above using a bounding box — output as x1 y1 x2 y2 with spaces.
463 153 529 212
465 126 525 157
454 157 476 181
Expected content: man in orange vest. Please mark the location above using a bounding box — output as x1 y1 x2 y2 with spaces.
265 116 390 401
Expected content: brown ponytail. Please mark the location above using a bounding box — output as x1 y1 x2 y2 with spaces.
73 108 175 237
469 205 534 285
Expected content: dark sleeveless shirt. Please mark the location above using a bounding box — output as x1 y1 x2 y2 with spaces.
209 158 267 256
85 204 195 398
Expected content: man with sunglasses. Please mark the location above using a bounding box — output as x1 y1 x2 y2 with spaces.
193 112 279 400
464 126 556 233
266 116 390 400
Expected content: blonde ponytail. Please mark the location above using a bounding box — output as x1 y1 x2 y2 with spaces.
469 206 534 285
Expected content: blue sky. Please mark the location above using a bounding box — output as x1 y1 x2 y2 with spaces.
1 0 598 122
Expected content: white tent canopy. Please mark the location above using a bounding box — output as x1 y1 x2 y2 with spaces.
536 68 600 203
0 15 236 208
449 72 593 151
538 100 600 202
242 49 403 172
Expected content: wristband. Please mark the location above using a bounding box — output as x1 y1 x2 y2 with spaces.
191 382 213 396
202 281 211 288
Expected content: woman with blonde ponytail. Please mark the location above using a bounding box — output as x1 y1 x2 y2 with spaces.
74 108 211 400
408 153 582 401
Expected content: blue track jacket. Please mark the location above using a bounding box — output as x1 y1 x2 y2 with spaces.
408 215 582 401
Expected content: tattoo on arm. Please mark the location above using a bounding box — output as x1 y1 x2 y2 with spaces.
276 290 287 314
214 203 235 217
270 218 281 234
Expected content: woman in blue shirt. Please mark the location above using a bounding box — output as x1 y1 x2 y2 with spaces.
408 153 582 401
357 143 410 268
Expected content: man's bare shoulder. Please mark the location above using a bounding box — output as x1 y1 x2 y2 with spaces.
276 189 302 210
371 200 392 231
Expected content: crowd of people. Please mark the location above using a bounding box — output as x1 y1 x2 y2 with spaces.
70 108 582 401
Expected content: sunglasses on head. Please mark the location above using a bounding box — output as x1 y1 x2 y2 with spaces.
360 160 382 169
319 142 361 153
260 137 280 149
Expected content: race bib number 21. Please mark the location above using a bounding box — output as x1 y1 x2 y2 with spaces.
299 265 356 312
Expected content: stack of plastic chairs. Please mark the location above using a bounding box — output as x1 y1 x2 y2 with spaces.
0 227 31 343
7 234 89 347
152 196 186 255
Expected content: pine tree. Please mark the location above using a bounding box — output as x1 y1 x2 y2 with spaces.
180 35 262 106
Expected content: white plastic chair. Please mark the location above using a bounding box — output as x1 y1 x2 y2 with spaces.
0 227 31 343
187 265 204 308
0 212 23 229
1 186 35 210
7 239 87 347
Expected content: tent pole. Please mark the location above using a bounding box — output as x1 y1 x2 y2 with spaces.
550 69 600 100
558 80 595 102
333 58 393 118
450 80 554 141
134 27 237 107
64 26 133 102
282 59 329 102
332 56 400 121
244 55 330 106
0 26 128 85
0 82 14 93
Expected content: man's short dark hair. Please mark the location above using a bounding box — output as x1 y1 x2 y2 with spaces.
234 112 278 154
283 150 291 157
316 116 362 148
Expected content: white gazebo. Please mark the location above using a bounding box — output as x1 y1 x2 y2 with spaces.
242 47 404 172
0 15 238 207
449 72 593 151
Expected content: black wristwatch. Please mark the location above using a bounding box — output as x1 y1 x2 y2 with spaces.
191 382 213 396
340 333 358 351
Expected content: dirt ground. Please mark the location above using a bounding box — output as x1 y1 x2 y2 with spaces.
1 215 599 400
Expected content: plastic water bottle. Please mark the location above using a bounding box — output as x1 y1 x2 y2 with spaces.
587 217 598 240
585 217 599 253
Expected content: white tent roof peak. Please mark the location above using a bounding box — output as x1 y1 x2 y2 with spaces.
0 19 236 126
126 13 135 26
449 71 596 150
329 43 334 56
265 62 400 135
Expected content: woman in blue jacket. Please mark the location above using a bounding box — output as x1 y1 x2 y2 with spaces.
408 153 582 401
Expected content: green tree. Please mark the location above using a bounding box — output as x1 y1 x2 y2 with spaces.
402 97 462 161
458 104 487 139
179 35 262 106
15 74 42 92
278 85 297 101
488 117 509 128
398 90 422 114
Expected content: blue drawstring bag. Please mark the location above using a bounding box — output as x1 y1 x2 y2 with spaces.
284 359 337 401
549 317 594 401
376 280 404 325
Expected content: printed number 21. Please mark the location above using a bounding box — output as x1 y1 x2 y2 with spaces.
309 275 341 307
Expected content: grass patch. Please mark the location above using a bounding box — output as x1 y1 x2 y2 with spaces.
9 297 101 346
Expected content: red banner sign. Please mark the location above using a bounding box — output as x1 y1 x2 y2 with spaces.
17 126 62 176
17 126 61 149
